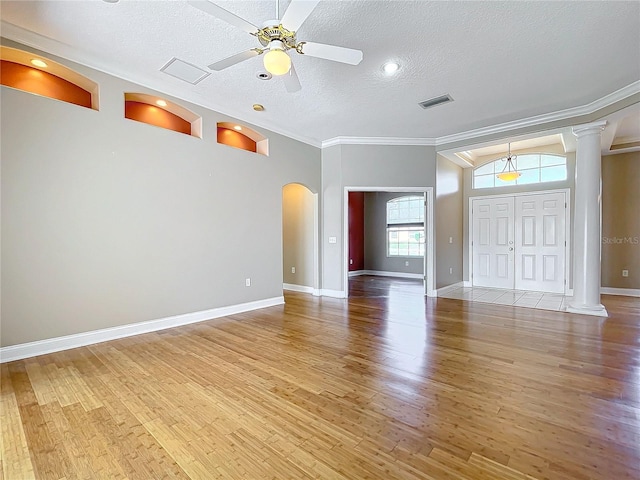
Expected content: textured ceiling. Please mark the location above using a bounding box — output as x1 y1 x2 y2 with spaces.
1 0 639 146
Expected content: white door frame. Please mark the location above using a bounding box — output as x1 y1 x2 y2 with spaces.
343 187 436 298
469 188 571 294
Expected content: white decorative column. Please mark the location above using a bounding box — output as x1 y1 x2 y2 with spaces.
567 121 607 317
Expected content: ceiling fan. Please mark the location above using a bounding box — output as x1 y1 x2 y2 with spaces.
188 0 363 92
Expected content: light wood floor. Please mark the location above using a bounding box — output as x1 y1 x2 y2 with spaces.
2 276 639 479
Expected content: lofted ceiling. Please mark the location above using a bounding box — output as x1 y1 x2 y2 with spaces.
1 0 639 147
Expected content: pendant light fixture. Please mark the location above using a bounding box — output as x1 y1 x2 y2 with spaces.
496 143 520 181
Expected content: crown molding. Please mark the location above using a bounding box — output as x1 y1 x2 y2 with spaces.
0 22 323 148
435 82 639 147
3 21 638 151
322 82 639 148
603 145 640 155
322 136 437 148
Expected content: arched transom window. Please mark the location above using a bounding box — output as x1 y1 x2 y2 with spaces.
386 195 424 257
473 153 567 189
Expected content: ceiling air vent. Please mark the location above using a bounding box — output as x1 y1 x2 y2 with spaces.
160 58 210 85
419 94 453 110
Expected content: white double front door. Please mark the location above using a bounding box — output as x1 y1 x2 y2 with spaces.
471 191 567 293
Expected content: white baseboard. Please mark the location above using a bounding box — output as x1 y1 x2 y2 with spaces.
320 289 347 298
0 296 285 363
565 304 608 317
437 282 464 296
283 283 315 294
359 270 424 280
601 287 640 297
348 270 366 277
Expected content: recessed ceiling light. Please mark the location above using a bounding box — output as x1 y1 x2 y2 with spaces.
253 104 265 111
382 62 399 75
233 125 242 131
30 59 47 68
102 0 120 3
156 99 167 107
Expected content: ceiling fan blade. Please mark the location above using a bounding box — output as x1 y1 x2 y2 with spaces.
188 1 258 34
280 0 320 32
283 62 302 93
299 42 363 65
208 49 260 70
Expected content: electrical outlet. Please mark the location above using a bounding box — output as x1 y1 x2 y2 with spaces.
350 259 353 265
449 267 453 274
291 267 295 274
328 236 337 244
449 237 453 244
245 278 251 287
405 261 409 266
622 269 629 277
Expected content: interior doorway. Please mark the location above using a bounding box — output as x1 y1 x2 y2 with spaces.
470 189 570 294
343 187 435 298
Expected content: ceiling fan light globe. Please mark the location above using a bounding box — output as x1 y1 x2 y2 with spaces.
263 49 291 76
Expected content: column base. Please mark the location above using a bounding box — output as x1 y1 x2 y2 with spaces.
566 303 608 317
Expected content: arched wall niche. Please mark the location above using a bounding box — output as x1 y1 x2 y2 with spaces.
0 46 98 110
217 122 269 156
124 93 202 138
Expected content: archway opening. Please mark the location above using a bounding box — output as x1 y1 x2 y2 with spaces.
282 183 318 296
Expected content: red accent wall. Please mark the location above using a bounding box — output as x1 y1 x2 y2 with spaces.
348 192 365 271
217 127 257 153
125 101 192 135
1 60 93 109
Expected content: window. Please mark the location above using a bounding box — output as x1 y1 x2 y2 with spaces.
473 154 567 189
387 196 424 257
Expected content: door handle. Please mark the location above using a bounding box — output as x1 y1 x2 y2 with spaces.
509 247 514 251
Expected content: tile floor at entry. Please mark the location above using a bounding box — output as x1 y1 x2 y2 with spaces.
438 285 570 311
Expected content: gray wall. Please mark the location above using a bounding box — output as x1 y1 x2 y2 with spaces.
363 192 424 275
1 41 320 347
602 151 640 289
435 155 463 289
321 144 437 293
282 183 316 288
320 145 343 292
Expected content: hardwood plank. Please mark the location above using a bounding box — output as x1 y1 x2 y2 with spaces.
0 364 36 480
1 276 639 479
